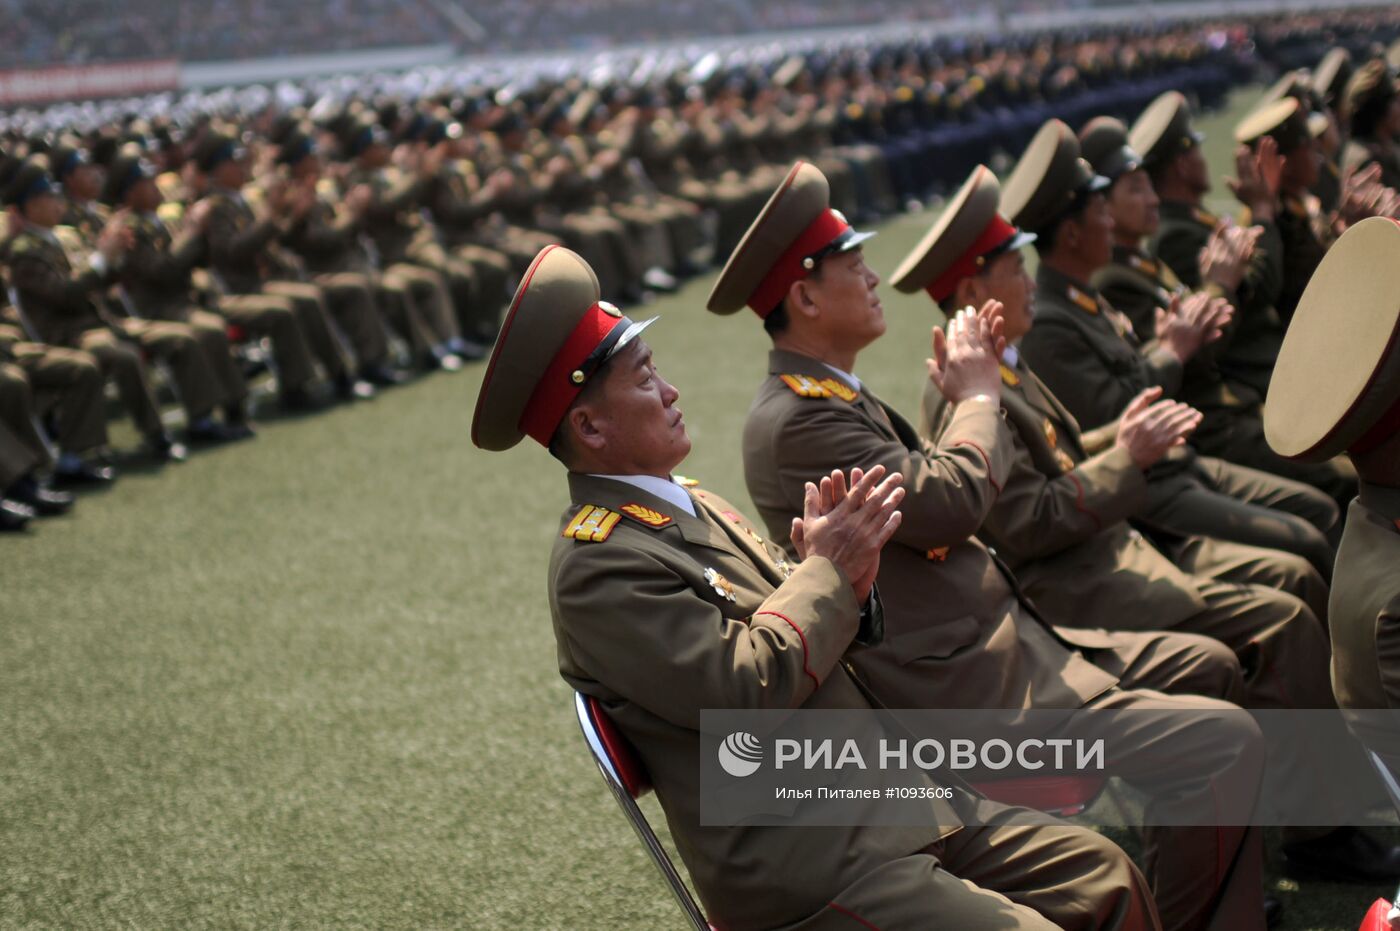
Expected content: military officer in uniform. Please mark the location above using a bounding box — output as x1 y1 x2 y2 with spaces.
474 243 1161 931
0 324 111 486
1014 118 1357 515
1073 119 1340 571
1131 92 1286 403
0 349 76 528
193 131 374 405
709 161 1274 931
1341 60 1400 190
102 151 255 436
3 159 189 460
1265 216 1400 785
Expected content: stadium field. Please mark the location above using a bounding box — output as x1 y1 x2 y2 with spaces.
4 83 1394 930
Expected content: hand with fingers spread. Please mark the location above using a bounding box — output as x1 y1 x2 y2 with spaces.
1226 138 1283 223
790 465 905 603
1200 222 1250 292
926 301 1006 405
1114 387 1203 469
1155 292 1233 363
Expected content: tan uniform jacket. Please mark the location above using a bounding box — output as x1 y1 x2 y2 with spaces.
345 166 426 267
5 229 114 347
201 189 289 294
1331 483 1400 712
1092 244 1260 415
281 194 371 276
742 349 1120 712
550 472 960 931
923 357 1210 632
1019 265 1182 434
119 212 206 319
1149 201 1284 389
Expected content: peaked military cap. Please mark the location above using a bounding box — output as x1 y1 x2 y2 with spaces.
3 156 58 207
192 130 245 173
1079 116 1142 182
1129 91 1205 167
706 160 876 317
1265 217 1400 461
1312 48 1353 109
472 246 656 451
1001 119 1109 236
101 147 156 205
890 165 1033 302
1235 97 1311 153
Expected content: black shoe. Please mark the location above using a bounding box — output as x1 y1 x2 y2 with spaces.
52 461 116 486
361 364 409 388
187 417 248 445
1282 827 1400 883
1264 893 1283 929
334 375 376 401
147 433 189 463
0 497 34 531
8 476 73 515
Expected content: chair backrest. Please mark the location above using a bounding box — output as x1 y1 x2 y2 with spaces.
573 692 710 931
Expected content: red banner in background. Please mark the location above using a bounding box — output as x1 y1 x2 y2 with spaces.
0 60 180 107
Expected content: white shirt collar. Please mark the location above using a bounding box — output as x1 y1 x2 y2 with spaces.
588 474 696 517
822 363 861 392
1001 346 1020 369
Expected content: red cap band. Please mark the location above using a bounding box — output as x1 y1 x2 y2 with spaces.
927 215 1019 303
520 302 626 446
747 209 851 316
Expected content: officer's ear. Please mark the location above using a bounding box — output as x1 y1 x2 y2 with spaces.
952 275 982 310
786 267 825 322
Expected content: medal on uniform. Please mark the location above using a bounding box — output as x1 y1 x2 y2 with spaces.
1042 418 1058 449
999 364 1020 387
774 557 794 579
704 567 737 602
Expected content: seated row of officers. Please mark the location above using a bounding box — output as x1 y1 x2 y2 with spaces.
473 55 1400 931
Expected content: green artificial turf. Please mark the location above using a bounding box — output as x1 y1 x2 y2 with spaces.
4 84 1395 929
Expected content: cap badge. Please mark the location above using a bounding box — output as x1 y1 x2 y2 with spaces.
704 567 738 602
620 503 673 529
562 505 620 543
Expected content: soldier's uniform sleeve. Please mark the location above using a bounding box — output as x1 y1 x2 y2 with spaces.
1140 341 1184 397
425 171 491 228
1021 319 1163 431
1153 222 1207 290
553 545 858 728
282 206 360 263
8 244 106 314
770 397 1012 551
205 198 281 268
123 227 201 288
978 431 1147 566
1237 216 1285 314
365 173 425 222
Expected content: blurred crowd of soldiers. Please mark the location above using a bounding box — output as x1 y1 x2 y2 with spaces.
2 6 1399 532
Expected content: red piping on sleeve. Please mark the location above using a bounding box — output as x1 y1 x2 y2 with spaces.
952 439 1001 495
1065 471 1103 531
756 610 820 690
828 903 884 930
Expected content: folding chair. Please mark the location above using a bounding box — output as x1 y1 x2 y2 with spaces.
573 692 711 930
